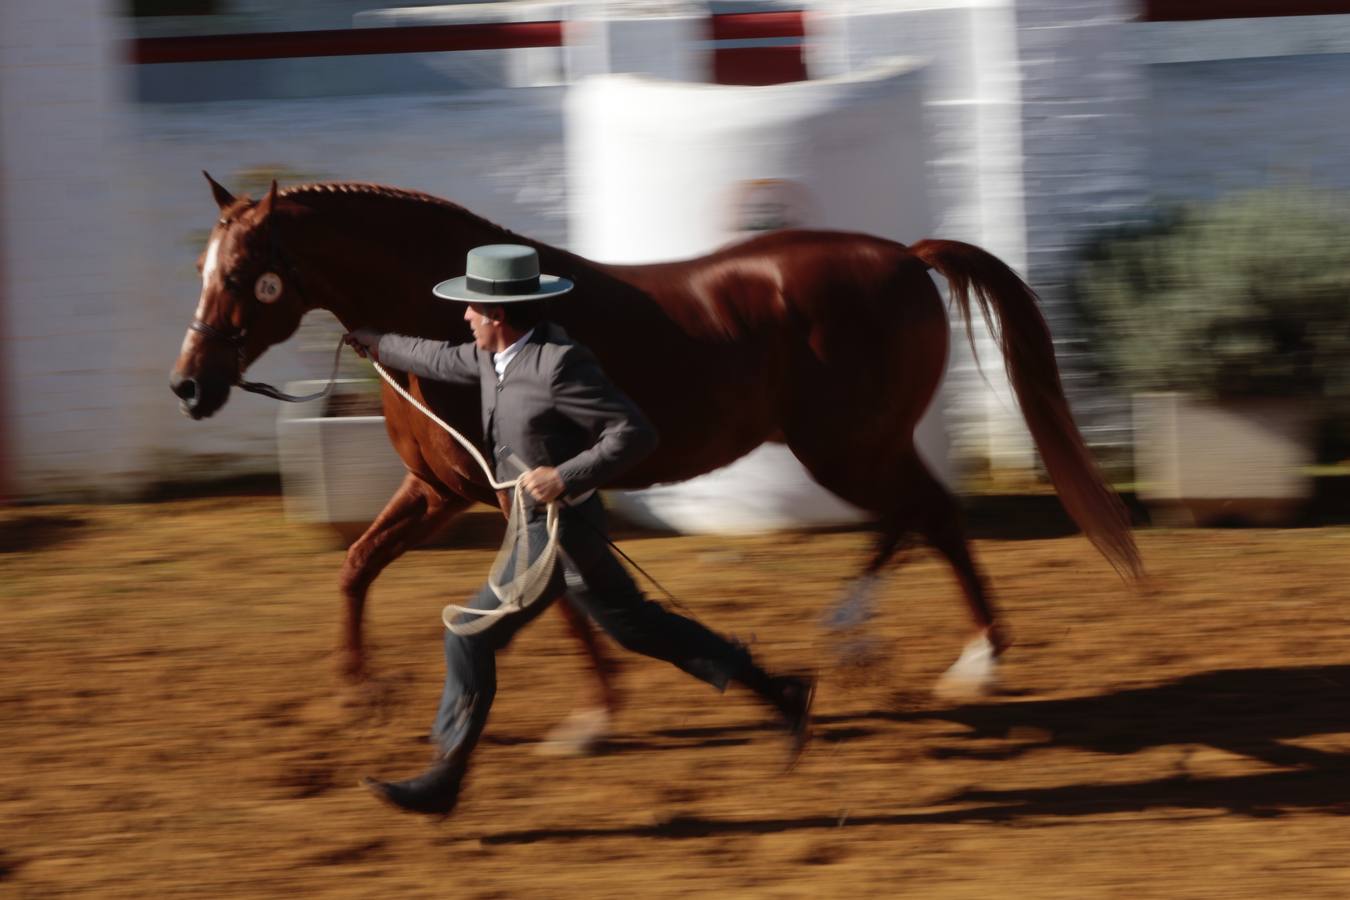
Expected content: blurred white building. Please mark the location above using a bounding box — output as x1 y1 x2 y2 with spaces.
4 0 1350 500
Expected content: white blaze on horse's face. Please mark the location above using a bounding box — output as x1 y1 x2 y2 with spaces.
180 234 225 357
197 235 222 316
202 234 221 282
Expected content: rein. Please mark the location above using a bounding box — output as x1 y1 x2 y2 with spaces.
189 320 346 403
239 340 345 403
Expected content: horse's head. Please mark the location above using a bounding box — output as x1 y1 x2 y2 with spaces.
169 173 309 419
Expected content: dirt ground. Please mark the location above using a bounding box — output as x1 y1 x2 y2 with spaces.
3 496 1350 899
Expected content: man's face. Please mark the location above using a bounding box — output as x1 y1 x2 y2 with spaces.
464 302 504 350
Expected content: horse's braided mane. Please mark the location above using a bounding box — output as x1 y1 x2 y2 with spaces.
277 181 531 243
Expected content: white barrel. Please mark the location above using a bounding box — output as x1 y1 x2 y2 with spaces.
566 59 949 533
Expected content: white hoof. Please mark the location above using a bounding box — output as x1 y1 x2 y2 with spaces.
534 707 612 757
933 634 999 701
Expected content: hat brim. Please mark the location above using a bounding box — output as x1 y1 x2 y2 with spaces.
431 274 574 304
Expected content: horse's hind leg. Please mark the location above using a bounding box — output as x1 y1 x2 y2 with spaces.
904 464 1013 698
824 518 913 622
794 442 1008 696
338 472 469 680
917 487 1005 651
535 596 624 757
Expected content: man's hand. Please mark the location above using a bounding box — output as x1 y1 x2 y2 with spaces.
344 329 384 362
518 466 566 504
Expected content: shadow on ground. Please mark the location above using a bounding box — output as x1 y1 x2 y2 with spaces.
480 664 1350 844
0 514 86 553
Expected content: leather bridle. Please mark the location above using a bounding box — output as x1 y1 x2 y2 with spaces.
188 226 342 404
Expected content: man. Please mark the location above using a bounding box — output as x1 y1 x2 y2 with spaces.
345 244 813 817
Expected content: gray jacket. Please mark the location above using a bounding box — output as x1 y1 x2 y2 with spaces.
376 322 658 497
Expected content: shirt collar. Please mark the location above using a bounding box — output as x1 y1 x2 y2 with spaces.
493 327 535 380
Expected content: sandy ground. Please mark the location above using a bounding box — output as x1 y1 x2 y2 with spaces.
3 497 1350 898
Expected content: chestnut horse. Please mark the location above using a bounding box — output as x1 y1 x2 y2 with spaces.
170 176 1139 725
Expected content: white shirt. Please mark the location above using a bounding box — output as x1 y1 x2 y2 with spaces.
492 327 535 381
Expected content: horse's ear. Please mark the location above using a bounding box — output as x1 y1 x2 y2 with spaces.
203 171 235 210
255 179 279 220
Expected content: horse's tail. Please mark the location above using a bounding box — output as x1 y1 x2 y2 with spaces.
908 238 1142 580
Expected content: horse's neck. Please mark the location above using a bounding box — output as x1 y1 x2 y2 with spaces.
289 193 523 337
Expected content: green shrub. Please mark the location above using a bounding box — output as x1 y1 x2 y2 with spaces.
1068 187 1350 401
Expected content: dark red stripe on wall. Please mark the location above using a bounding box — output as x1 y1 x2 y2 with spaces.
709 11 806 41
713 45 806 86
129 12 809 65
1144 1 1350 20
130 20 565 63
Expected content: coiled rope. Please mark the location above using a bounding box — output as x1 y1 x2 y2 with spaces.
369 357 560 636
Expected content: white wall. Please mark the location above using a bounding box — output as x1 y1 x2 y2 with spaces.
1 0 569 500
810 0 1152 468
1142 20 1350 203
0 0 142 499
1006 0 1149 461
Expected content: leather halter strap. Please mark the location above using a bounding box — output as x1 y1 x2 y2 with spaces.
189 317 245 347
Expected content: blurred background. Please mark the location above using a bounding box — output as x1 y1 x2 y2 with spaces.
3 0 1349 530
4 4 1350 898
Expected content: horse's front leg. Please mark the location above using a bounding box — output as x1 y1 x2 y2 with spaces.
338 472 470 681
533 600 624 757
484 489 623 756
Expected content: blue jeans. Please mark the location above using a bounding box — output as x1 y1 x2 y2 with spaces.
431 494 755 756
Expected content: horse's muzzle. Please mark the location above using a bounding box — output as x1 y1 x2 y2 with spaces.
170 371 229 419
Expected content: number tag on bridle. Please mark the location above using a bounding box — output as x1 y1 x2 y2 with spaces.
255 272 283 303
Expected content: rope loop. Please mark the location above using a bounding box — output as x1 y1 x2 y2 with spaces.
368 357 562 636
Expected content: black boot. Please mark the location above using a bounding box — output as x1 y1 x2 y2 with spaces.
362 751 467 817
737 666 815 769
767 674 816 768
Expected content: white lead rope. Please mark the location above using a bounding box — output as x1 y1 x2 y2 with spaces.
369 357 561 636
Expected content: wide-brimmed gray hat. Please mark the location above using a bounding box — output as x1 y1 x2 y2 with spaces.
432 244 574 304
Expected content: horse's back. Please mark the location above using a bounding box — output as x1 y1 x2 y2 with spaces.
638 229 948 396
565 230 949 486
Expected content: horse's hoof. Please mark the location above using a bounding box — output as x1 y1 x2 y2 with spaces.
336 649 370 683
933 634 999 702
534 708 612 757
932 671 997 702
339 665 369 683
337 675 395 715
